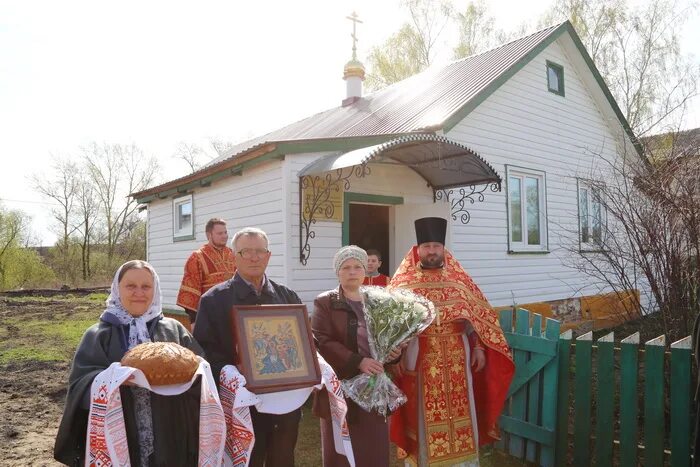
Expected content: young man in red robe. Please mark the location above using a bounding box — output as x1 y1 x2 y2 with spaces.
176 218 236 324
362 249 390 286
390 217 514 466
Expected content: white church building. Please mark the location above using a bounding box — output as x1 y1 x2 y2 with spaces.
132 21 642 328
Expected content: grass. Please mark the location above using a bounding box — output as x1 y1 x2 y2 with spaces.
0 346 66 364
296 403 322 466
86 292 109 302
1 295 62 303
33 318 98 345
0 319 96 364
0 295 100 364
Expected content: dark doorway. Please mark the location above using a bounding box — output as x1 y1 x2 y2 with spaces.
348 203 390 276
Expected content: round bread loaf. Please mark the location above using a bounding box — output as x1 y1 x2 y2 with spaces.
121 342 199 386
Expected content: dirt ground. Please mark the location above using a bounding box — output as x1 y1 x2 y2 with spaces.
1 361 68 466
0 296 75 467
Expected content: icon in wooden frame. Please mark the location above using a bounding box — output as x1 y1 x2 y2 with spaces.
230 304 321 394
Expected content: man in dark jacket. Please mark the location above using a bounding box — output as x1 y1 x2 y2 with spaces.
194 227 302 467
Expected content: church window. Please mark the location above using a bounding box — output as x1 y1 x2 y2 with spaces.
506 166 548 253
173 194 194 241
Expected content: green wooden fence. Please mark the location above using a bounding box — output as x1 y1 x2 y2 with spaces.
496 309 695 467
497 308 561 466
556 331 693 467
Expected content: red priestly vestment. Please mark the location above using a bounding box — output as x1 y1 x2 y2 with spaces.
389 246 514 466
362 273 390 286
176 243 236 312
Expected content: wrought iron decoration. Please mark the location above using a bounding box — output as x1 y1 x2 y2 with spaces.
435 182 501 224
299 164 370 265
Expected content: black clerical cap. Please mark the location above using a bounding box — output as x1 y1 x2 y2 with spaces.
414 217 447 245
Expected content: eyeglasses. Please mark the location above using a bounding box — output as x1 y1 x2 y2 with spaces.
237 248 270 259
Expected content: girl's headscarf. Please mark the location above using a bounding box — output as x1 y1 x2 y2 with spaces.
101 261 163 349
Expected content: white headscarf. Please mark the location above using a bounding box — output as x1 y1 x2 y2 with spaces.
101 261 163 349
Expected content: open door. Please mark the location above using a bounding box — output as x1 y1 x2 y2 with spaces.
392 202 451 274
348 203 391 276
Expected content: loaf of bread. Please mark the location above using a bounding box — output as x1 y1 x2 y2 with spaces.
121 342 199 386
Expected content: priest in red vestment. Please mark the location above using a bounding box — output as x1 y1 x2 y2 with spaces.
176 218 236 323
362 249 390 286
389 217 514 466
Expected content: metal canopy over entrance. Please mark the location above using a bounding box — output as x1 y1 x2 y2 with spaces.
298 133 502 264
298 133 501 190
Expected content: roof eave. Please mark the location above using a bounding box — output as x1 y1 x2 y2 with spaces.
130 142 278 201
130 133 416 203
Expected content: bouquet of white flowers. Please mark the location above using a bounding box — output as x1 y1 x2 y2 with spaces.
341 286 436 417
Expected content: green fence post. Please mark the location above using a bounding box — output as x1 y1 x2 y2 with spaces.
595 332 614 467
540 318 561 467
644 335 666 467
498 309 514 452
509 308 531 458
574 331 593 466
619 332 639 467
670 336 692 467
556 329 573 467
526 313 543 463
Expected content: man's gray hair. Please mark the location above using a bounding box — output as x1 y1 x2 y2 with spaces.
231 227 269 250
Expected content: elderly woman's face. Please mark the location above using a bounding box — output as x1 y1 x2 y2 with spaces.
118 268 154 317
338 258 365 290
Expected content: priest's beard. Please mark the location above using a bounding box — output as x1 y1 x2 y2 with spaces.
420 252 444 269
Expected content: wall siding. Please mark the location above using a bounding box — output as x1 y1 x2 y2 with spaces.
446 37 627 306
147 160 285 308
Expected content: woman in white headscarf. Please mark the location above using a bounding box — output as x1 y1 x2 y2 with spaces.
54 260 204 467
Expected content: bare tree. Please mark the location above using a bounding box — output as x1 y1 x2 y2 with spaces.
83 142 159 265
173 142 206 173
31 157 80 281
173 138 233 173
403 0 454 66
365 0 453 90
209 138 236 157
453 1 499 59
563 137 700 342
120 217 147 260
75 174 101 281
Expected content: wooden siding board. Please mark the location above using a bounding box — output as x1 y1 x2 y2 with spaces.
446 38 627 308
146 160 285 307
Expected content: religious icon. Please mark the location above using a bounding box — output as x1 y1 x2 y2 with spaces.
230 304 321 394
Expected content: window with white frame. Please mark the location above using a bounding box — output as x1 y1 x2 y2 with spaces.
506 166 548 252
578 180 605 248
173 194 194 240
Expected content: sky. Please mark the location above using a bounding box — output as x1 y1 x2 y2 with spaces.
1 0 699 246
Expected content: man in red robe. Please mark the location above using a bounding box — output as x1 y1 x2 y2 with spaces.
362 249 390 286
390 217 514 466
176 218 236 323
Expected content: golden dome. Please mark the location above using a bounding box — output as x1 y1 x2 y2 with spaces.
343 59 366 80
